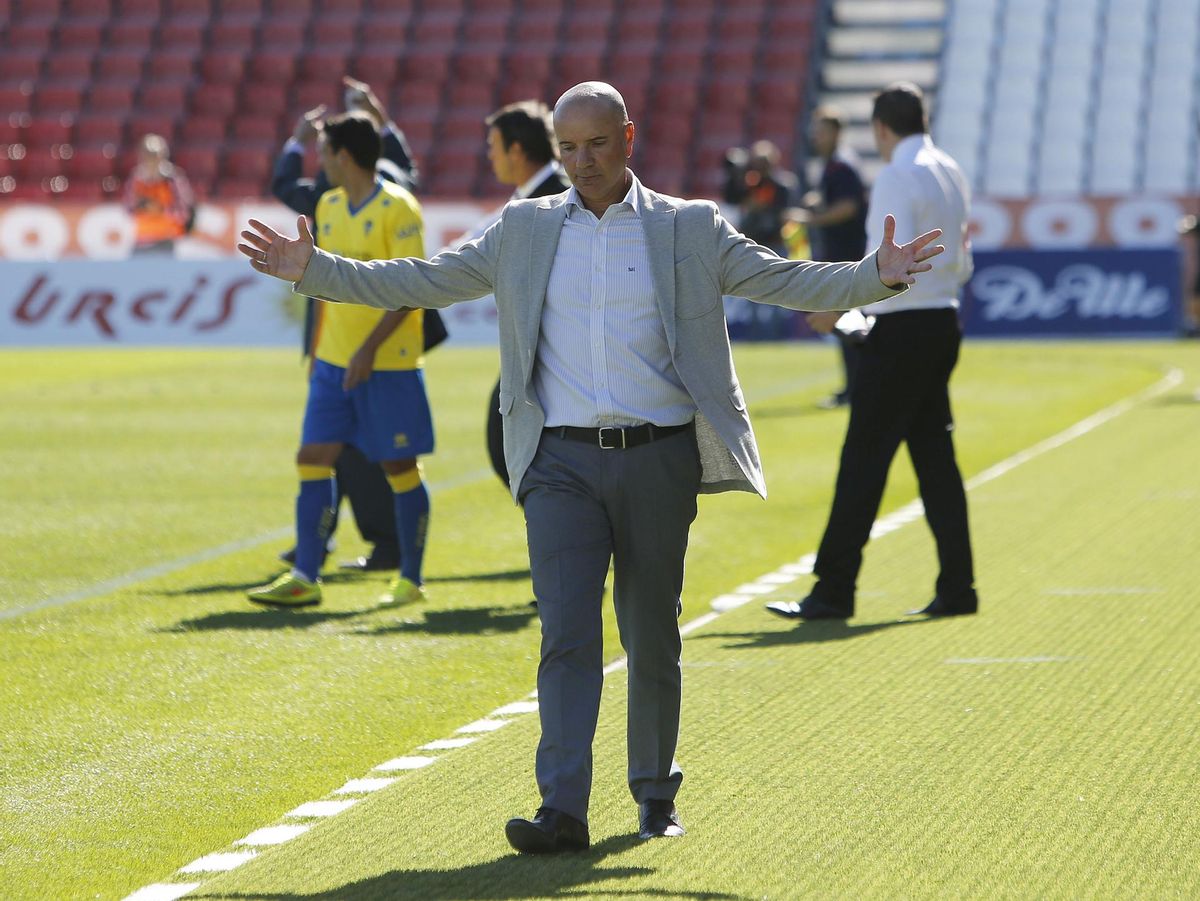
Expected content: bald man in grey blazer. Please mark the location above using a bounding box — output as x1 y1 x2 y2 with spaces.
240 82 944 853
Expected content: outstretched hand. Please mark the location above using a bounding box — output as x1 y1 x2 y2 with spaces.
238 217 315 283
875 214 944 289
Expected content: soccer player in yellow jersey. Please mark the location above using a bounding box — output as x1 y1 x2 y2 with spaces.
248 111 433 608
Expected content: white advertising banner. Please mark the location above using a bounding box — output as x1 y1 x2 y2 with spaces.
1 259 302 346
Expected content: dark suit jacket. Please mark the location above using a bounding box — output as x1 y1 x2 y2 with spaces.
270 126 419 216
526 167 570 200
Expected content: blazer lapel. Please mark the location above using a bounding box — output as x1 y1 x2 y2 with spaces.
525 200 568 383
641 188 678 353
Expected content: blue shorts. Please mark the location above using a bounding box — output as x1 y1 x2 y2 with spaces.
301 359 434 461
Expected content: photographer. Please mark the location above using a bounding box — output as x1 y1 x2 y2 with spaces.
721 140 798 255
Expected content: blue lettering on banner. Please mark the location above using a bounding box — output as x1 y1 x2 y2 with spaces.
963 249 1182 336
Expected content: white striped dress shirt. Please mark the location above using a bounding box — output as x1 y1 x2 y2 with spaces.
536 174 696 429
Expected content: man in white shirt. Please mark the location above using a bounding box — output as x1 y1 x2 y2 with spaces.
239 81 945 853
769 82 979 623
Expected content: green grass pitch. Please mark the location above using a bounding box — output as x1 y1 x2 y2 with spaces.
1 341 1198 900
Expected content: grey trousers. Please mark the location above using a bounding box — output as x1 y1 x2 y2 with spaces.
518 426 701 822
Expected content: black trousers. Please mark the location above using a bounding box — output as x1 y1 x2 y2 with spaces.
334 444 398 551
812 308 975 609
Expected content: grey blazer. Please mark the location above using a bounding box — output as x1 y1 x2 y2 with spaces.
296 178 902 501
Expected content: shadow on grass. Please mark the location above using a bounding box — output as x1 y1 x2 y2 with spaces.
1150 392 1200 408
157 604 537 635
197 833 744 900
357 605 537 636
424 568 532 584
698 617 919 648
159 571 366 597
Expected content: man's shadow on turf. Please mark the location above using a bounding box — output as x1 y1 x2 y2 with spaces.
159 570 365 597
158 604 537 635
699 617 919 649
197 833 744 900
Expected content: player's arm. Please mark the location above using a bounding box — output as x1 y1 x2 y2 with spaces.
343 309 410 390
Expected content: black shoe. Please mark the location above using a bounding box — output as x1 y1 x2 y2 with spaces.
338 546 401 571
765 595 852 621
505 807 589 854
906 594 978 617
279 540 333 567
816 391 849 410
638 800 685 839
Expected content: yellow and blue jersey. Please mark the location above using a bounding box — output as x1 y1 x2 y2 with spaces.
313 179 425 371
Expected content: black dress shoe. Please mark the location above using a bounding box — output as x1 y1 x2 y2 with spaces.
765 595 852 621
906 594 978 617
338 546 401 571
638 799 685 839
505 807 589 854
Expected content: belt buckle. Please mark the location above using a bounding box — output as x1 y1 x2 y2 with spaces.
597 427 625 450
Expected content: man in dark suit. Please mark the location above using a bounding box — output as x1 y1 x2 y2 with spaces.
482 100 570 487
270 77 419 572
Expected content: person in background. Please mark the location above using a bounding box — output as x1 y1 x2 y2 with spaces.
768 82 978 624
1177 214 1200 338
270 76 421 573
248 111 434 610
722 139 799 256
125 134 194 257
792 106 870 408
482 100 570 487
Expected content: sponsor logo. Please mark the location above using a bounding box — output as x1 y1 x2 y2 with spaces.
972 263 1170 322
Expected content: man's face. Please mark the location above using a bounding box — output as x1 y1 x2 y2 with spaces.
554 100 633 209
486 127 517 185
811 120 838 158
318 133 343 187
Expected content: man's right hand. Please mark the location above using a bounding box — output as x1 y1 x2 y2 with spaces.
292 104 326 144
239 217 315 282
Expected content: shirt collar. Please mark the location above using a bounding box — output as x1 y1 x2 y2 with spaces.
514 161 562 199
893 133 932 164
564 170 641 219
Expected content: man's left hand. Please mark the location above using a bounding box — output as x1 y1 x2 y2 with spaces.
343 347 375 390
875 214 944 289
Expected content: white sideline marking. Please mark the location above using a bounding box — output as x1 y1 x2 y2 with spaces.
420 737 476 750
125 367 1182 900
123 884 202 901
945 656 1079 665
375 756 437 771
492 700 540 715
179 851 258 873
334 777 395 794
235 824 311 846
286 800 359 818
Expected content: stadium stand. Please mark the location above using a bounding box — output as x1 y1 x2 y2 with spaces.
0 0 818 201
934 0 1200 197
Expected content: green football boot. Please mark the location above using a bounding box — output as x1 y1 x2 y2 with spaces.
379 576 426 607
247 572 322 608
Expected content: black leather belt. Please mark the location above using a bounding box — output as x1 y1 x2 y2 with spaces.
546 422 691 450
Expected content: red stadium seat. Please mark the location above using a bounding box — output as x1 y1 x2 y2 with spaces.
452 44 505 82
650 77 701 116
216 0 261 12
66 146 118 179
0 52 43 82
146 53 198 82
107 19 156 48
400 44 454 83
24 114 75 147
346 52 398 91
462 11 509 43
359 14 410 50
127 114 178 144
117 0 164 13
496 79 549 107
297 50 349 83
266 0 314 13
510 14 561 45
190 84 238 117
166 0 213 13
257 19 306 48
74 114 125 146
290 80 340 112
394 82 442 119
139 81 191 112
240 82 288 118
563 10 614 43
55 18 107 50
658 46 707 79
504 48 553 84
703 76 754 112
158 17 207 51
608 42 658 82
199 51 247 83
94 51 144 80
65 0 116 13
231 115 280 144
321 0 364 10
44 51 95 82
553 47 608 91
178 115 227 144
5 19 55 52
614 9 664 43
247 50 297 84
88 81 138 111
667 11 714 44
411 11 461 44
209 17 258 49
174 146 220 182
308 14 359 50
34 82 86 114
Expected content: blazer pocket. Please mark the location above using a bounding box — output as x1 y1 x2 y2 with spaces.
674 254 722 320
498 391 515 415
